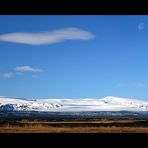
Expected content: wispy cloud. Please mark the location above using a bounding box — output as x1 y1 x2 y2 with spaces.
0 27 94 45
32 74 38 78
134 83 147 88
0 72 13 79
15 66 43 72
138 23 144 31
0 66 42 79
117 82 147 88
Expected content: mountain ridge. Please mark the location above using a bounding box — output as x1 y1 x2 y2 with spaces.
0 96 148 112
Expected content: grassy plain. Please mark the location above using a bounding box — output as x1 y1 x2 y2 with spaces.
1 118 148 133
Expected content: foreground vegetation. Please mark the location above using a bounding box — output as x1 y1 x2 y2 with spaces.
1 118 148 133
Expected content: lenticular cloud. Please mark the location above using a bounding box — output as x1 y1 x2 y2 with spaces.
0 27 94 45
15 66 42 72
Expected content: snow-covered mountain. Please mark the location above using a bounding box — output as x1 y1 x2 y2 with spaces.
0 96 148 112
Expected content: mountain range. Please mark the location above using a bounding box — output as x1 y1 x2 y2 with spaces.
0 96 148 112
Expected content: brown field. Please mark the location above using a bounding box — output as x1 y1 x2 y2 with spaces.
1 119 148 133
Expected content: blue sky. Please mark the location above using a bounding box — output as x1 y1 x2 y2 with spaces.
0 15 148 99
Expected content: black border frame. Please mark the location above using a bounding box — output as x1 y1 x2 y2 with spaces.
0 0 148 147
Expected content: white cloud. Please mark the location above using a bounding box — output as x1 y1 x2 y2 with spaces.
138 23 144 31
134 83 147 88
15 66 42 72
116 83 129 87
0 66 42 79
117 82 147 88
0 72 13 79
0 27 94 45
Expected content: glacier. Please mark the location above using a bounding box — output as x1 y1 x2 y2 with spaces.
0 96 148 112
